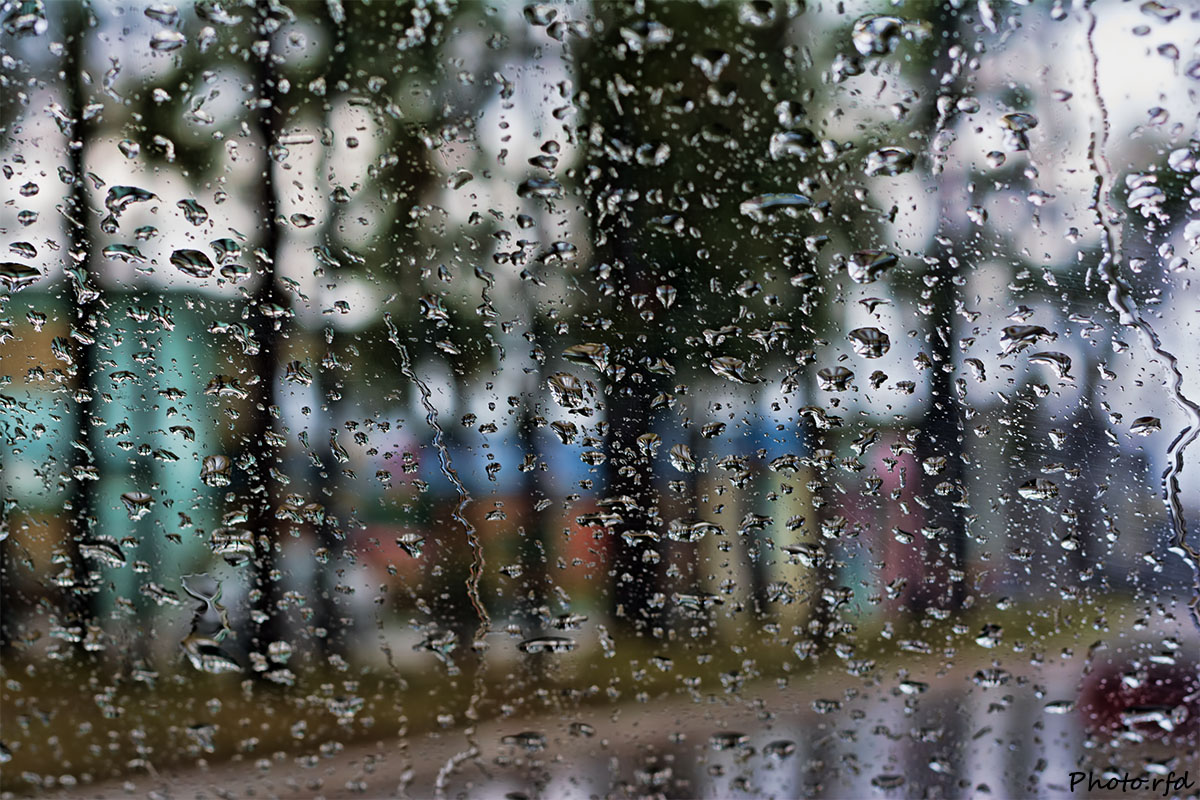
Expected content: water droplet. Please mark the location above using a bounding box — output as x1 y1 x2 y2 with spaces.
200 455 232 487
103 244 147 264
3 0 47 36
517 177 563 200
551 613 587 630
763 739 796 760
739 192 811 222
501 731 547 751
120 491 154 520
817 366 854 391
768 129 819 159
181 635 240 673
211 238 242 263
667 518 721 542
1140 2 1180 23
871 774 906 790
709 732 749 751
0 262 42 292
170 249 216 278
210 528 253 566
569 722 596 738
848 327 891 358
852 15 907 56
709 356 759 384
81 537 126 568
656 283 677 308
636 432 661 457
975 623 1003 648
1131 416 1161 435
523 4 556 26
104 185 156 215
548 372 589 412
145 3 179 25
517 635 576 654
284 360 313 385
1028 351 1072 380
1017 479 1058 501
1001 324 1057 357
1000 112 1039 132
846 250 898 284
1044 700 1075 715
563 342 610 372
973 668 1012 687
668 444 696 473
738 0 776 28
692 48 730 82
774 100 805 127
150 30 186 52
177 199 208 225
864 147 915 177
8 241 36 259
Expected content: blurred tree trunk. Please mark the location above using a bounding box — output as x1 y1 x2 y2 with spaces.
516 309 552 632
62 0 101 654
310 8 350 664
312 323 349 659
675 416 703 601
245 2 288 669
603 370 665 635
1065 343 1106 578
911 5 972 616
596 211 666 635
0 516 13 651
799 374 837 650
573 110 665 634
746 464 771 618
428 376 482 679
912 239 969 613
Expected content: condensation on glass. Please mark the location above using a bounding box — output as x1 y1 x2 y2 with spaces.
0 1 1198 797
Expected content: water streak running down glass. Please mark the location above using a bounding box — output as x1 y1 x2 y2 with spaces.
0 1 1198 797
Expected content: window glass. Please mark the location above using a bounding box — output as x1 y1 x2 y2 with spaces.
1 1 1198 797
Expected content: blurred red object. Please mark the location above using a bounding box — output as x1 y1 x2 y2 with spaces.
1079 655 1200 740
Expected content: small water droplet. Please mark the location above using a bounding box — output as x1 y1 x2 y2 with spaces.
517 635 576 654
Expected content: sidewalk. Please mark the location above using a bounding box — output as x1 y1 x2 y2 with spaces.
35 644 1161 800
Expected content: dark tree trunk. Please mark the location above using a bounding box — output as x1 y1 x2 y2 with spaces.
309 11 350 663
245 2 288 667
62 1 102 655
746 468 771 618
516 386 551 630
309 337 349 658
798 375 838 649
1065 348 1105 579
910 5 973 617
603 372 665 634
912 240 969 614
586 173 667 635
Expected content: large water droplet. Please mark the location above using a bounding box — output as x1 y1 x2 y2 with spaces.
170 249 216 278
